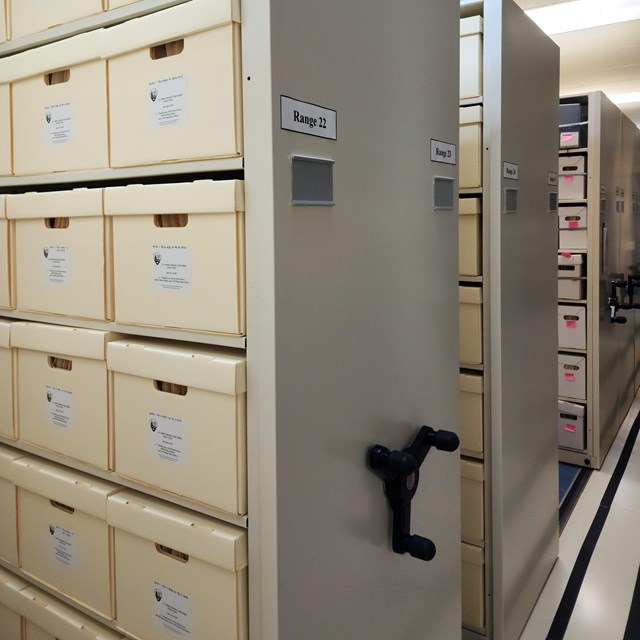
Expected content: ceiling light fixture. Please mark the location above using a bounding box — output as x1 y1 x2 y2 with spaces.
608 92 640 105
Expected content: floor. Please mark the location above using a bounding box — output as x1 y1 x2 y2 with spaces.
520 390 640 640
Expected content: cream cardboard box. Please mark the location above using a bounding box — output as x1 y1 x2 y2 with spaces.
558 252 586 300
460 16 483 101
14 456 120 618
108 490 248 640
558 205 587 250
7 188 111 320
0 195 14 308
460 106 483 190
0 320 16 438
558 353 586 401
108 0 142 8
558 304 586 350
461 459 484 546
460 372 483 455
0 2 6 43
12 322 120 470
558 400 586 451
108 338 247 515
1 31 108 175
0 568 28 640
8 1 104 40
460 285 483 365
459 197 481 276
0 81 11 176
19 587 127 640
559 155 587 200
0 445 26 565
105 180 245 335
462 543 485 631
104 0 243 167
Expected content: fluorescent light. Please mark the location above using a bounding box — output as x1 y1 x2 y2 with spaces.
608 92 640 105
526 0 640 35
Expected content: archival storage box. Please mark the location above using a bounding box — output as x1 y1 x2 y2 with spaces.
558 353 586 401
7 188 110 320
0 320 15 438
0 568 28 640
0 445 26 565
104 0 242 167
558 304 586 350
14 456 121 618
462 543 485 631
459 197 482 277
460 16 483 101
459 372 483 455
8 1 104 40
1 31 108 175
19 586 127 640
0 195 13 308
558 205 587 250
459 106 483 190
12 322 120 470
459 285 483 365
108 337 247 515
558 400 586 451
461 458 484 546
108 490 248 640
105 179 245 335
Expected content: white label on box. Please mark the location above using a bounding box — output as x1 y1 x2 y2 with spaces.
503 162 519 180
280 95 337 140
49 524 76 568
149 412 186 464
44 103 74 144
154 581 191 636
153 246 192 291
43 246 71 284
430 139 457 165
46 386 73 429
149 75 188 127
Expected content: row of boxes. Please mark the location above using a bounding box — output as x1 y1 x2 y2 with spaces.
0 450 248 639
559 155 587 200
0 180 246 336
0 320 247 516
1 568 126 640
559 205 587 250
558 252 586 300
1 1 145 42
558 304 586 351
0 0 242 176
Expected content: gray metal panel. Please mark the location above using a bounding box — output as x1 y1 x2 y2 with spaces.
484 1 560 638
244 2 462 639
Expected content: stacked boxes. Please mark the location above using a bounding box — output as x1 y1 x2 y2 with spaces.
105 180 245 335
14 457 121 618
7 188 110 320
12 322 119 470
108 490 248 640
103 0 243 167
558 253 586 300
0 320 15 438
108 338 247 514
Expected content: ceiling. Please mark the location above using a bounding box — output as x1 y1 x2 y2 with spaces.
514 0 640 128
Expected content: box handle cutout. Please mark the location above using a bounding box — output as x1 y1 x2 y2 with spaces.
563 315 579 321
48 356 72 371
44 69 70 86
155 543 189 563
50 500 75 514
150 39 185 60
153 214 188 228
154 380 188 396
560 412 578 421
564 364 579 371
45 217 70 229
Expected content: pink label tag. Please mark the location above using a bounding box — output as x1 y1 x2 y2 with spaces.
563 175 575 182
566 320 577 329
565 373 576 381
561 251 572 257
565 424 577 433
569 221 579 229
562 133 574 142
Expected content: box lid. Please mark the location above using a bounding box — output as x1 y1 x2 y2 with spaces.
459 198 481 216
559 156 585 175
6 188 103 220
101 0 239 59
0 194 5 218
461 542 484 566
459 105 482 125
0 31 104 84
0 567 28 612
0 319 11 349
558 253 584 266
13 457 120 519
0 444 26 481
460 372 483 394
107 339 246 395
558 206 587 219
558 304 585 318
558 353 585 368
558 400 585 418
11 322 119 361
104 180 244 217
18 587 126 640
460 15 483 37
461 459 484 482
107 491 248 572
460 286 483 305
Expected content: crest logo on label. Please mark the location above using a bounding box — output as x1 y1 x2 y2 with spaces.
49 525 55 535
150 88 158 102
155 589 163 602
45 112 52 123
46 391 53 402
150 419 158 433
43 247 49 258
153 252 162 266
